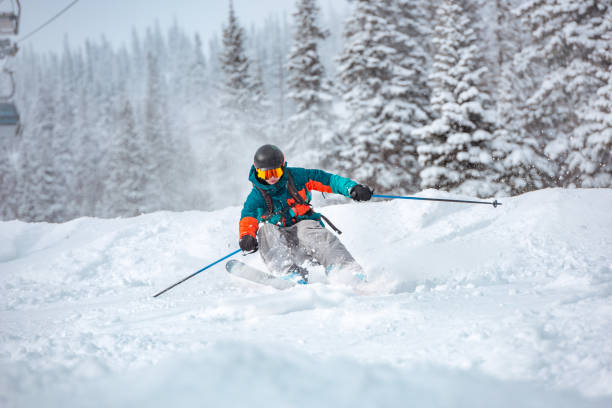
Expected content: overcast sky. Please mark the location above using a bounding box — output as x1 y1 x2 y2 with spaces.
13 0 349 54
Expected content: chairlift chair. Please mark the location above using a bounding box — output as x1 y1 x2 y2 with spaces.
0 101 19 141
1 67 16 99
0 0 21 36
0 38 17 58
0 1 20 139
0 101 18 125
0 66 19 138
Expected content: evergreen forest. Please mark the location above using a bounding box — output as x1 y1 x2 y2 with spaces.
1 0 610 222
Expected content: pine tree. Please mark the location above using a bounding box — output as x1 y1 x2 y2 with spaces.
249 59 274 141
20 80 61 221
247 13 292 146
334 0 400 190
183 33 211 149
572 67 612 187
286 0 334 167
130 28 146 100
379 0 432 192
219 0 252 114
415 0 499 197
268 14 291 124
16 127 42 221
167 21 193 105
51 40 81 220
141 52 172 213
187 34 209 115
177 33 213 210
490 0 555 195
79 40 110 217
211 1 263 209
515 0 612 187
162 24 201 211
0 129 17 219
568 4 612 187
101 97 147 216
207 34 223 87
319 0 346 75
334 0 431 192
9 48 42 220
42 58 73 222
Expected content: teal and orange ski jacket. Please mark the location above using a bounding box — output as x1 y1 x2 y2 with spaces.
239 164 357 238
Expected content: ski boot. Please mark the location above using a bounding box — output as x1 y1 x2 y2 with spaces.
283 264 309 285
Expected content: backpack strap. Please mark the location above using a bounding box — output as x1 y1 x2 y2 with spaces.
255 185 274 218
286 170 312 212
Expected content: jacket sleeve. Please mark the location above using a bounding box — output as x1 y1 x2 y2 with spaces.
293 167 357 198
239 189 264 238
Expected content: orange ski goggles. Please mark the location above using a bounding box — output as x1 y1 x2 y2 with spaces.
256 167 284 180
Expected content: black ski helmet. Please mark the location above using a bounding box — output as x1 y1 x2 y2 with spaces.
254 144 285 170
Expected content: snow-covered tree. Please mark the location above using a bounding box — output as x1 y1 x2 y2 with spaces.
379 0 432 192
249 59 275 140
212 1 264 208
14 3 612 221
515 0 612 187
335 0 427 192
20 79 63 221
0 131 17 219
415 0 499 197
571 67 612 187
78 40 111 217
490 0 555 195
51 40 81 220
263 14 291 125
186 34 209 116
219 1 252 114
100 98 147 217
286 0 334 167
335 0 392 188
141 52 172 212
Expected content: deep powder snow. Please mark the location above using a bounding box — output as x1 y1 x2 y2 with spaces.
1 188 611 407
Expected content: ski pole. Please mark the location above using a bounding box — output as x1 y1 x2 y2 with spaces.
372 194 501 208
153 249 241 298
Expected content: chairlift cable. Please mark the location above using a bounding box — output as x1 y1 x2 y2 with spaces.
17 0 79 44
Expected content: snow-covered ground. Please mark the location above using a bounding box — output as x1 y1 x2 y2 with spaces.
1 188 611 407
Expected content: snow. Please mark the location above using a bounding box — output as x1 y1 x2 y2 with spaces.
1 188 612 407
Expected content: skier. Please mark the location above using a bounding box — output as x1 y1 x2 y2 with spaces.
238 144 373 283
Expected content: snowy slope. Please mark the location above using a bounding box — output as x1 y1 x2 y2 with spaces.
1 189 611 407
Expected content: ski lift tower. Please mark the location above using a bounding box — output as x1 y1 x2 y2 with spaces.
0 0 21 140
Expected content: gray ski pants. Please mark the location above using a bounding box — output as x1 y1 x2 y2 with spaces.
257 220 363 275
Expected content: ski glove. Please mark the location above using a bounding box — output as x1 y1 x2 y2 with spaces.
350 184 373 201
239 235 258 253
